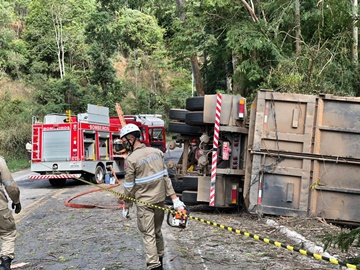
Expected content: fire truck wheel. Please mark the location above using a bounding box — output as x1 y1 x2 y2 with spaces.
186 97 204 111
93 165 105 184
169 109 188 121
182 176 198 191
168 122 202 136
185 112 205 126
49 179 66 186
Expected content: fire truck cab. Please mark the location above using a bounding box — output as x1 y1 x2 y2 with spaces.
30 104 166 186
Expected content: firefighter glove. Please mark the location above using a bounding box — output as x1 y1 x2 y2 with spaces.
12 202 22 214
122 207 130 219
172 198 185 210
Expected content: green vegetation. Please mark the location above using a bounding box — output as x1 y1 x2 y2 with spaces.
322 227 360 266
1 0 360 166
6 157 29 172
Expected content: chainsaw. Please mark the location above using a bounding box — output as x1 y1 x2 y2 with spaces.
166 206 190 228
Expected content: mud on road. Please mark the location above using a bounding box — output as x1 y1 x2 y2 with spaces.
14 181 358 270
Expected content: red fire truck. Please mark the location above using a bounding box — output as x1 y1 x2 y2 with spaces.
29 104 166 186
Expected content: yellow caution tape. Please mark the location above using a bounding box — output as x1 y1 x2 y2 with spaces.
74 177 358 270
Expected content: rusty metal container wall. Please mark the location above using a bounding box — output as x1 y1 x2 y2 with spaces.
320 97 360 130
250 91 316 153
245 90 360 224
245 91 316 217
315 98 360 158
311 162 360 222
310 97 360 223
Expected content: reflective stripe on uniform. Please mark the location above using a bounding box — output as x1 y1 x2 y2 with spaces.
124 169 168 189
124 181 134 188
135 169 168 184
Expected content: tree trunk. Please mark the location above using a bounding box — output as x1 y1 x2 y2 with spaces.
232 52 246 96
190 53 205 96
353 0 358 65
176 0 205 96
203 48 207 93
52 13 65 79
176 0 186 22
60 18 65 78
241 0 259 22
295 0 301 54
59 20 66 77
226 56 232 92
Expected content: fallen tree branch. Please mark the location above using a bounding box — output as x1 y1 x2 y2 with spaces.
266 219 335 259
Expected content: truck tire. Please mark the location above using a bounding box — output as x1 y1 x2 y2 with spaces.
169 109 188 121
185 112 205 126
93 165 105 184
168 122 202 136
182 176 198 191
181 190 198 204
49 179 66 186
171 178 185 193
186 97 204 111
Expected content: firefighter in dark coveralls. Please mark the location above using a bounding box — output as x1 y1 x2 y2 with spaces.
0 156 21 270
120 124 185 270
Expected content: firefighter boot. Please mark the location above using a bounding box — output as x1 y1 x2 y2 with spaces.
151 265 163 270
0 256 12 270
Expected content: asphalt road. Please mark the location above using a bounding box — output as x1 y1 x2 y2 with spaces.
8 146 348 270
11 170 150 270
8 146 184 270
13 145 183 209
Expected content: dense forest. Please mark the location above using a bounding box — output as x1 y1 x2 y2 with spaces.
1 0 360 159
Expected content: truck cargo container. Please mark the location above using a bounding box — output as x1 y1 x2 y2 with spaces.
168 90 360 224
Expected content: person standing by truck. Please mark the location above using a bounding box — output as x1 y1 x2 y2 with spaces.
0 156 21 270
25 140 32 162
120 124 185 270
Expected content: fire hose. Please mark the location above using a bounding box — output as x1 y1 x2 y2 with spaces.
66 176 358 270
65 165 124 209
64 183 124 209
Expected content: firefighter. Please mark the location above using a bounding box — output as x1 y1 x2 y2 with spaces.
120 124 185 270
0 156 21 270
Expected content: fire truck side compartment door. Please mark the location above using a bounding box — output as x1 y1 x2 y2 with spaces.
43 130 71 161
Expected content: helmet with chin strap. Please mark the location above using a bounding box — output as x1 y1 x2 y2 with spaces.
120 124 141 139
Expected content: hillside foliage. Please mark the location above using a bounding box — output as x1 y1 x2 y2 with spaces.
1 0 360 158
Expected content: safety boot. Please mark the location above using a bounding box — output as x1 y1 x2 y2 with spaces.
151 265 163 270
0 256 12 270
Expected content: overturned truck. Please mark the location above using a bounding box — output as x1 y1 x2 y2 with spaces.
167 90 360 224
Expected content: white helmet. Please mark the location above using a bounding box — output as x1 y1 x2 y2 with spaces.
120 124 141 139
